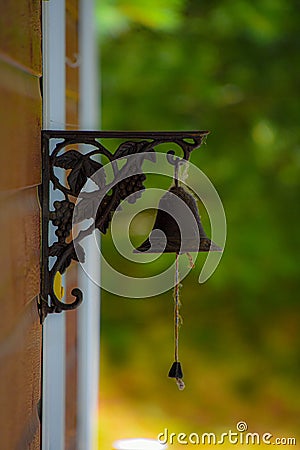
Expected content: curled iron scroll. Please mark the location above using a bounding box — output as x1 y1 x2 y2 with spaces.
41 131 209 321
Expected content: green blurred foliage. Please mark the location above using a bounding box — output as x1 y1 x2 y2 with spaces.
96 0 300 447
96 0 184 35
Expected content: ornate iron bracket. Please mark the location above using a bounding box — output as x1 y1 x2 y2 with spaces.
39 130 209 323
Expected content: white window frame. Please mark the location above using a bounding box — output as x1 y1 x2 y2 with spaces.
78 0 101 449
42 1 100 448
42 1 66 449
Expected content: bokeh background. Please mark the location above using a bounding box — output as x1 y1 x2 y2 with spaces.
96 0 300 447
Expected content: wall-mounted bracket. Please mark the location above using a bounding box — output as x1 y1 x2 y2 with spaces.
39 130 209 323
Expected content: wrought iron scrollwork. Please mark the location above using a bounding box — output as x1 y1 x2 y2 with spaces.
39 130 209 322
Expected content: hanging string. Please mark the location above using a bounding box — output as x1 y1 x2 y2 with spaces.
174 158 179 188
178 159 189 184
173 158 187 187
174 252 180 362
172 252 185 390
186 252 195 268
167 156 186 390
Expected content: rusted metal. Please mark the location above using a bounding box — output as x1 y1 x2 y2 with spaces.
39 130 209 322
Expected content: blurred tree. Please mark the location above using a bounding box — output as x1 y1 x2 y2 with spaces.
96 0 185 34
96 0 300 446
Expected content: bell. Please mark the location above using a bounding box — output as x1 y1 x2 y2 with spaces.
134 185 222 254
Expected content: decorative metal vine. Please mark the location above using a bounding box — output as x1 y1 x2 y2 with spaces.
39 130 209 323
